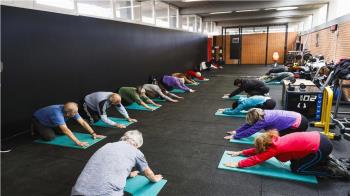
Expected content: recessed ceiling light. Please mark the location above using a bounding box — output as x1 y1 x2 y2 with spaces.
209 11 233 15
235 9 259 13
276 6 298 11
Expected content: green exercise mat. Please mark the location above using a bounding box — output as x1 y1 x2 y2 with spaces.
222 94 247 100
170 89 186 93
125 102 161 111
125 175 167 196
218 151 318 184
185 82 199 86
151 97 167 102
93 117 134 128
229 132 261 144
35 132 105 149
265 81 281 85
215 110 246 118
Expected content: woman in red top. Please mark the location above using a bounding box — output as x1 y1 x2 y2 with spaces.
185 70 207 81
224 130 334 177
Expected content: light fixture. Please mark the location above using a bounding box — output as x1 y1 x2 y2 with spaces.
264 8 276 11
276 6 298 11
182 0 204 2
235 9 259 13
209 11 233 15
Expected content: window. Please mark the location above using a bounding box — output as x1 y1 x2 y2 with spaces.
77 0 113 19
196 16 201 32
141 0 154 24
202 21 208 34
188 15 195 32
115 0 141 21
182 15 188 30
35 0 74 10
169 6 178 28
155 0 169 28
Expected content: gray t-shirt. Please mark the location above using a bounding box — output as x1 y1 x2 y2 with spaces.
71 141 149 196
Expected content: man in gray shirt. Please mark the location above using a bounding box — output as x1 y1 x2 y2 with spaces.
83 92 137 128
71 130 163 196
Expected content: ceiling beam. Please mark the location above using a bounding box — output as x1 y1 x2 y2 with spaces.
180 0 328 15
217 17 306 27
203 9 315 22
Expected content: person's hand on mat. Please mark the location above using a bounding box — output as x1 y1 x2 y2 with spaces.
150 174 163 182
226 151 241 157
171 99 179 103
115 124 126 129
222 95 229 99
129 171 139 178
147 107 155 111
217 109 225 112
128 118 138 123
226 130 236 135
92 133 106 140
76 141 89 148
224 135 233 140
154 103 162 107
224 162 239 168
178 96 184 99
189 89 196 93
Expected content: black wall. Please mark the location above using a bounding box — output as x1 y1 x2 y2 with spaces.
1 6 207 138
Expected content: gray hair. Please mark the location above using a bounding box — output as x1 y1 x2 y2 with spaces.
120 130 143 148
246 108 265 125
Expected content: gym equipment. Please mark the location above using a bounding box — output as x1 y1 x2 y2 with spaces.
151 97 166 102
125 175 167 196
93 117 134 128
218 151 318 184
125 103 161 111
310 87 341 140
282 79 322 120
35 132 105 149
215 110 246 118
170 89 186 93
229 132 261 145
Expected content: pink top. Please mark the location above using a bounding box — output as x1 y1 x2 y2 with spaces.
238 131 320 168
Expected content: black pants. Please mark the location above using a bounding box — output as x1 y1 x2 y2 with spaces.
82 102 101 123
31 118 62 141
248 86 269 96
280 115 309 136
290 133 333 176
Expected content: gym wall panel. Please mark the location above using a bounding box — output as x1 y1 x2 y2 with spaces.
267 32 297 64
301 20 350 62
1 6 207 138
241 33 267 64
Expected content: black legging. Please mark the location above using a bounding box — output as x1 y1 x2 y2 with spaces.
247 86 270 96
32 117 62 141
290 133 333 176
280 115 309 136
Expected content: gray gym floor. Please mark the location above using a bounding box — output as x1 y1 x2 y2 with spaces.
2 65 350 196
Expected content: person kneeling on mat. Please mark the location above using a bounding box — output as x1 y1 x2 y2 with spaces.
172 72 197 84
142 83 181 103
224 79 269 98
83 92 137 128
224 108 308 140
224 130 349 179
71 130 163 196
160 75 195 93
118 86 161 110
259 72 294 84
186 70 208 81
220 96 276 115
32 102 105 147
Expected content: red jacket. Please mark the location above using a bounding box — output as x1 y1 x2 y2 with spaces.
186 70 205 80
238 131 321 168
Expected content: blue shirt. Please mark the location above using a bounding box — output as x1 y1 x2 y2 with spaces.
223 96 270 115
33 105 81 127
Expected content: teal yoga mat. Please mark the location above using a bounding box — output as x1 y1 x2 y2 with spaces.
93 117 134 128
229 132 261 144
194 78 209 82
185 82 199 86
215 110 246 118
265 81 281 85
35 132 105 149
170 89 186 93
218 151 318 184
151 97 166 102
223 94 247 100
125 175 167 196
125 102 161 111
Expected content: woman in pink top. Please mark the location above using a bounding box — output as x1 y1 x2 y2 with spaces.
224 130 334 177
